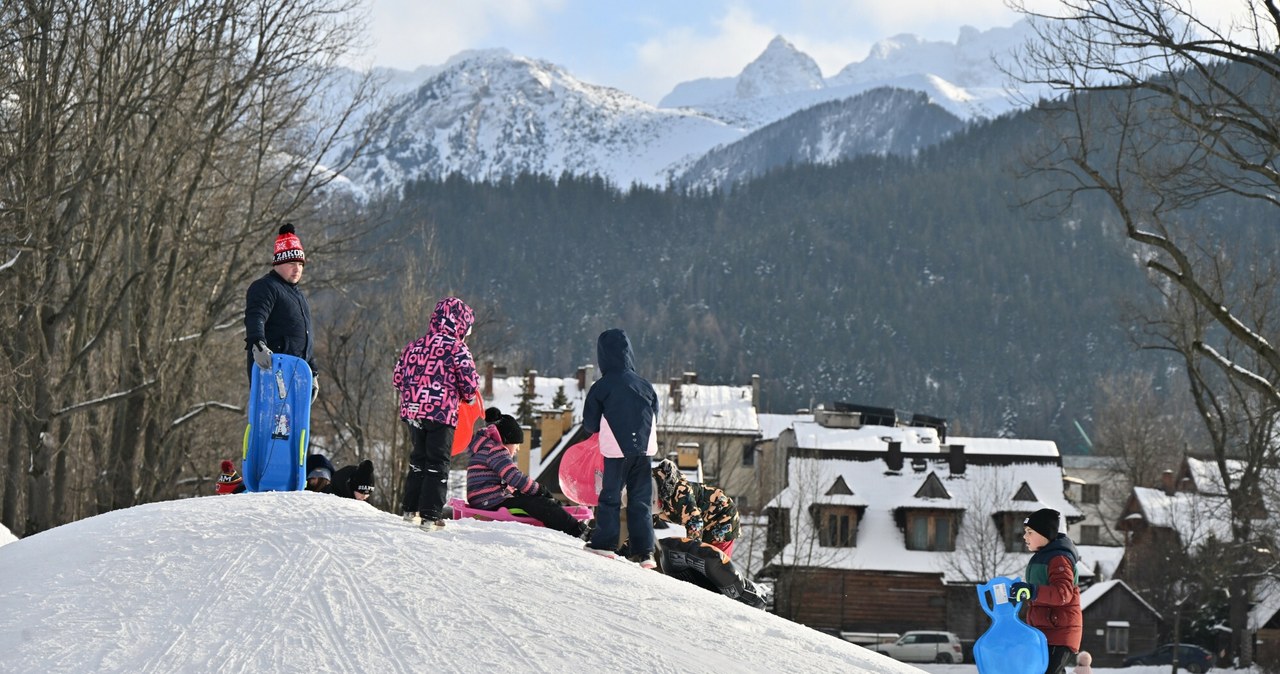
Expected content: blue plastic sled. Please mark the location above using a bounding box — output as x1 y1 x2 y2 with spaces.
243 353 312 492
974 575 1049 674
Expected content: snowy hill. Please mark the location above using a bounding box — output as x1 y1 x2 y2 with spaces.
339 21 1046 194
0 493 920 673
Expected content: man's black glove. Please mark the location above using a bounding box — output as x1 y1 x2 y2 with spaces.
536 484 553 499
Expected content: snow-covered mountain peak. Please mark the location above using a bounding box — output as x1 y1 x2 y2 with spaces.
735 35 825 100
833 20 1034 89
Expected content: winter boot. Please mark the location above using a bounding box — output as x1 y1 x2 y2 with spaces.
402 511 421 526
584 544 618 559
420 518 446 532
627 552 658 570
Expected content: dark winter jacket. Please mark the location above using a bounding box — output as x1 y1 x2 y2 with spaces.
244 269 314 373
654 460 739 543
329 460 375 499
393 297 479 426
582 329 658 458
1021 534 1083 651
465 425 539 509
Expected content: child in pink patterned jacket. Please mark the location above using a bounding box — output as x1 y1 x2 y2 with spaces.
393 296 479 530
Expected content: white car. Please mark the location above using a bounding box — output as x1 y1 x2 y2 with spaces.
873 630 964 663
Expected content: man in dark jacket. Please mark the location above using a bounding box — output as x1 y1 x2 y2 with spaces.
582 328 659 568
244 224 316 397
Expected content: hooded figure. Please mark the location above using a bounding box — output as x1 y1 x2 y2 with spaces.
652 458 740 555
582 328 659 566
394 297 480 528
584 329 659 458
392 297 479 427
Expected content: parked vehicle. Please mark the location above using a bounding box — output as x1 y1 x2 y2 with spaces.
872 630 964 663
1122 643 1216 673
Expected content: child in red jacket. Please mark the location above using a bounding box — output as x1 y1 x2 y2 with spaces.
1011 508 1082 674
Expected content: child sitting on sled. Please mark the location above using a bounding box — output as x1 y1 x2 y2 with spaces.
465 414 589 539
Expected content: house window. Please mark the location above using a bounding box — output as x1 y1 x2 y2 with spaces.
1081 483 1101 504
1105 622 1129 654
998 513 1025 552
813 505 859 547
906 511 955 551
742 444 755 467
1080 525 1101 545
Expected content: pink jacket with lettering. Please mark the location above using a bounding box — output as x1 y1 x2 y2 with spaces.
393 297 479 426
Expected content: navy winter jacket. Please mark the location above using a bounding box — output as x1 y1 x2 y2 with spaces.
583 329 659 457
244 269 314 374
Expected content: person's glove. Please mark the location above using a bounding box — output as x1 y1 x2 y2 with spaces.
311 376 319 403
251 341 273 370
1010 581 1037 604
535 484 553 499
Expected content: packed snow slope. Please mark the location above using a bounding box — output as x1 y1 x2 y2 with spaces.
0 492 921 673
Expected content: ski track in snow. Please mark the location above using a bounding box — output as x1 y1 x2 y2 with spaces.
0 492 923 673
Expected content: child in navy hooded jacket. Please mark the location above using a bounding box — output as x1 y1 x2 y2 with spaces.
582 328 659 564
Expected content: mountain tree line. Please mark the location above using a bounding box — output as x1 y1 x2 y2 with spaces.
381 108 1193 451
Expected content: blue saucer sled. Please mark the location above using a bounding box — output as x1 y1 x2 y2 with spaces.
974 576 1048 674
242 353 313 492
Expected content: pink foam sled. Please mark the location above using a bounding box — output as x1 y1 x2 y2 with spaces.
558 435 604 506
447 497 591 527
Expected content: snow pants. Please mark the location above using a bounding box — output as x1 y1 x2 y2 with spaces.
492 493 585 537
590 454 653 555
402 419 454 520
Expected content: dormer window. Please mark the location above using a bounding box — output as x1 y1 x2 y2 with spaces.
811 504 860 547
905 509 956 551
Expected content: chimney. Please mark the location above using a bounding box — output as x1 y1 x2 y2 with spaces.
885 441 903 472
540 411 565 453
682 371 698 384
484 360 495 398
516 425 531 474
948 444 966 476
1160 469 1175 495
525 369 537 398
751 374 760 410
576 366 587 392
670 377 682 413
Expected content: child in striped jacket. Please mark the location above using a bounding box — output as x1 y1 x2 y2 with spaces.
466 414 589 539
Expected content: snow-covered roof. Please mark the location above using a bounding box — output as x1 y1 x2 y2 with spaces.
764 455 1079 582
757 413 809 442
1128 486 1235 547
1080 579 1161 618
1183 456 1246 496
483 374 761 438
652 382 760 435
785 419 1059 458
1251 577 1280 630
1076 545 1126 582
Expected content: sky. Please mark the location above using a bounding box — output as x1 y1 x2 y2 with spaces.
354 0 1250 104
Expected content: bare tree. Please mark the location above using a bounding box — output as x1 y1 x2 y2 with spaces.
1010 1 1280 661
0 0 378 534
942 471 1025 584
1092 371 1190 489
